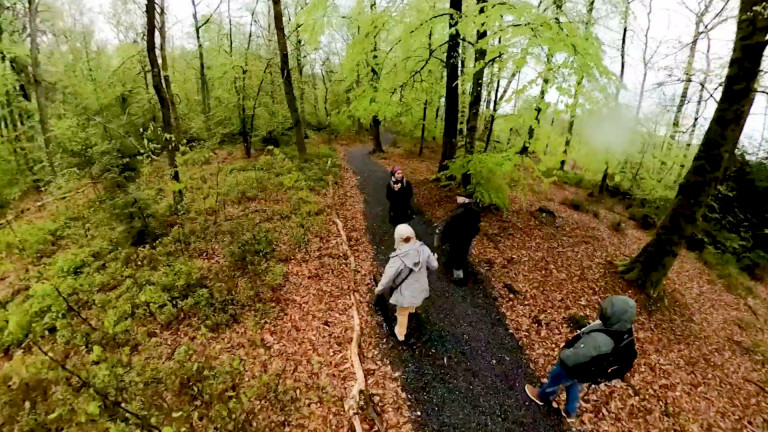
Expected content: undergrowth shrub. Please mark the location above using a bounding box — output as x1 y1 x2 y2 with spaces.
444 152 540 209
0 141 338 430
699 247 760 297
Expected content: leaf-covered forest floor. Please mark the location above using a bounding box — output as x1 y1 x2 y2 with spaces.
0 142 412 431
373 141 768 432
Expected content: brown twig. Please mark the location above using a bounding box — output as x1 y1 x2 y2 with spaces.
747 378 768 395
331 186 386 432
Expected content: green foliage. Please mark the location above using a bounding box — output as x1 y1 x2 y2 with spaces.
0 137 339 429
444 152 541 209
699 247 761 297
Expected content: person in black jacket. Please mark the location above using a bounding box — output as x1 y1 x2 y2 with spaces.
386 166 415 227
440 195 481 280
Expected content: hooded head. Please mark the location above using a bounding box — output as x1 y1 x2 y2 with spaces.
394 224 416 249
598 295 636 331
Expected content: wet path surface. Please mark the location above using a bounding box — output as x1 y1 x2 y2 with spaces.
345 147 563 432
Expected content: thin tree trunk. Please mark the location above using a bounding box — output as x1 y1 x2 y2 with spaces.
463 0 488 156
369 0 384 154
519 0 563 156
759 98 767 158
439 0 462 172
27 0 55 175
191 0 211 119
667 5 711 150
615 0 630 102
419 98 428 156
635 0 653 117
158 0 180 129
146 0 182 205
484 74 501 152
560 0 595 170
681 35 712 176
321 58 330 127
619 0 768 296
518 56 550 155
271 0 306 157
238 6 256 157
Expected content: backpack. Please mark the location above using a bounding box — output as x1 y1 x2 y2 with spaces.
560 328 637 385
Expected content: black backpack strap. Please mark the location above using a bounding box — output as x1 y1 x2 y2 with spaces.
391 265 414 293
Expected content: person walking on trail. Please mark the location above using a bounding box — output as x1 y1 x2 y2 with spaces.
375 224 438 341
525 295 638 422
386 166 415 227
440 195 481 281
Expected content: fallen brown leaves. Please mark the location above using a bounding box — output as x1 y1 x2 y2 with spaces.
152 145 412 431
379 145 768 432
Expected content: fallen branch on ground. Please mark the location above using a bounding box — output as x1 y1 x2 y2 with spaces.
331 188 385 432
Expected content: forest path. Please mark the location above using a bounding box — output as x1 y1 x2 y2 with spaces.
344 146 564 432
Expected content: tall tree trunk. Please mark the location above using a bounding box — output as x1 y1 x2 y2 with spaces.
237 6 256 158
369 0 384 154
483 75 501 152
146 0 182 205
27 0 55 175
271 0 306 157
158 0 180 130
463 0 488 156
419 98 428 156
560 0 595 170
635 0 653 117
681 35 712 177
321 58 330 127
667 8 709 150
619 0 768 296
191 0 211 119
615 0 630 102
519 0 563 156
439 0 462 172
518 55 550 155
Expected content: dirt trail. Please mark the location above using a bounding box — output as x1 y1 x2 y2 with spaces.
345 147 563 432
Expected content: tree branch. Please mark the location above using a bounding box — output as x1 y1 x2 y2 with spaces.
31 340 162 431
197 0 224 30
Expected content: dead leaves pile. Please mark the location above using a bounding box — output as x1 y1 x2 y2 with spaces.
240 153 412 431
380 149 768 432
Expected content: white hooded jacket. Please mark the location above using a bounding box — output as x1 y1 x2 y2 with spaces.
376 225 438 308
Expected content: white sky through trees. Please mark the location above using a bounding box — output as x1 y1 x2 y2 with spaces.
79 0 765 155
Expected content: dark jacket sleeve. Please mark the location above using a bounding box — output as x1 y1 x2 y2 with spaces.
404 181 413 202
441 208 461 243
386 182 393 203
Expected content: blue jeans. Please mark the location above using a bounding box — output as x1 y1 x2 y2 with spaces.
538 363 581 416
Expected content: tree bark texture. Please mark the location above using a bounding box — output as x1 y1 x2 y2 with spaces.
146 0 182 205
158 0 180 129
620 0 768 296
439 0 462 171
191 0 211 118
271 0 306 157
615 0 630 102
560 0 595 170
27 0 55 175
463 0 488 156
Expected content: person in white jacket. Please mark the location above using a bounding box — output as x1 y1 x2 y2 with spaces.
375 224 438 341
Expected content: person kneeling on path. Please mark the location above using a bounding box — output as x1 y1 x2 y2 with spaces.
375 224 438 341
386 166 415 227
440 195 481 281
525 295 638 422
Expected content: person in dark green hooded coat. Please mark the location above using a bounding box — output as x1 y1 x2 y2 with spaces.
525 295 637 422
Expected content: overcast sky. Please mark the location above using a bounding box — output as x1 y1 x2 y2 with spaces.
80 0 764 155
